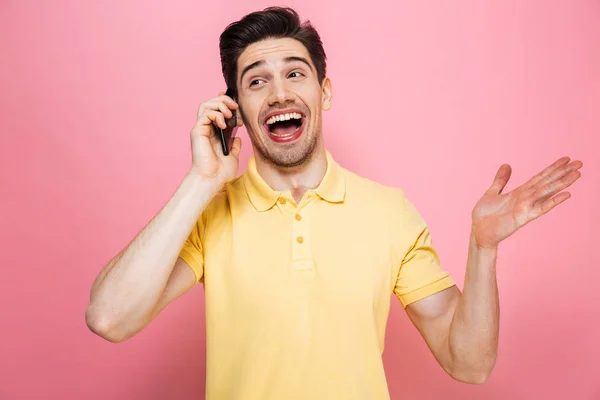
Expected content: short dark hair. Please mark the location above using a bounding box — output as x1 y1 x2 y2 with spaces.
219 7 327 97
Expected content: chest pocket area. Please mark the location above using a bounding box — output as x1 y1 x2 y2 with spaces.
311 219 395 315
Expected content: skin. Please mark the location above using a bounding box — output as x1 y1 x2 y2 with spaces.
87 36 583 386
232 38 583 383
84 38 333 344
406 157 582 383
234 37 333 203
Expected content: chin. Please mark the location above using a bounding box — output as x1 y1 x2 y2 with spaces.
264 135 319 168
248 119 321 168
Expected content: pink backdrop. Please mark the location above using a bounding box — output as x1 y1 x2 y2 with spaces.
1 1 599 399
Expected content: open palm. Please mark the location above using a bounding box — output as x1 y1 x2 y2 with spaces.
471 156 583 249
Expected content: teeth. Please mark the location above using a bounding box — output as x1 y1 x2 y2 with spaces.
266 112 303 125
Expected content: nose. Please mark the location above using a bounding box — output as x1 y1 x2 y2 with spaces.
267 79 295 106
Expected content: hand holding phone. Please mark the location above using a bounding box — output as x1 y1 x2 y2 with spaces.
214 88 239 156
190 91 241 182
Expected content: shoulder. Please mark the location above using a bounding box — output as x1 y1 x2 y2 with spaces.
201 175 245 219
342 167 408 209
341 166 427 229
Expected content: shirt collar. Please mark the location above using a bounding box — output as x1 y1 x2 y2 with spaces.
243 150 346 212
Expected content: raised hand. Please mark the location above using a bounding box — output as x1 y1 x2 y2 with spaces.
189 92 244 184
471 157 583 249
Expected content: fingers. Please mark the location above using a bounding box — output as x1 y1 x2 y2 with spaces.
530 191 572 220
529 159 582 201
196 94 239 119
192 93 240 136
195 109 227 131
534 169 581 203
197 95 238 115
200 101 234 119
487 164 512 194
526 156 571 188
545 160 583 185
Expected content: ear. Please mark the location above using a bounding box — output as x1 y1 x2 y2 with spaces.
321 77 332 111
234 92 245 126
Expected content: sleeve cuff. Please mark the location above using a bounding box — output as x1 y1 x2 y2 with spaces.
179 248 203 284
398 275 456 309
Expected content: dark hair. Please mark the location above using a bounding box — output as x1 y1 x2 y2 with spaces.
219 7 327 97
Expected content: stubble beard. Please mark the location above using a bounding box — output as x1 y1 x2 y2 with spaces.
249 123 321 169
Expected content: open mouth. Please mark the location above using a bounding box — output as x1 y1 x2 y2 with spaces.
263 111 305 142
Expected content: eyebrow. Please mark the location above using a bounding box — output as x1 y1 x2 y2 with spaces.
239 56 314 83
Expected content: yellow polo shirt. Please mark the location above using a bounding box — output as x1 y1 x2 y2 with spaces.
179 150 455 400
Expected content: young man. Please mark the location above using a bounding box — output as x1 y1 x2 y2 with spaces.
85 7 582 399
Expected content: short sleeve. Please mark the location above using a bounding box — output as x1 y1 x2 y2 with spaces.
178 215 205 284
393 194 456 308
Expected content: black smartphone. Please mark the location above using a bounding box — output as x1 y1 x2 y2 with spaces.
215 88 239 156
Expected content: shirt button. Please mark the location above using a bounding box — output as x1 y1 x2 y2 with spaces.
297 236 304 244
279 198 286 204
295 214 302 221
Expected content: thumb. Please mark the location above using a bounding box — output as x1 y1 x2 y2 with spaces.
487 164 512 194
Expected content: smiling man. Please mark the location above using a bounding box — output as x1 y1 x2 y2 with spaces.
85 7 583 400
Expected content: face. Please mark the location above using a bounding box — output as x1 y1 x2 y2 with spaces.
236 38 332 168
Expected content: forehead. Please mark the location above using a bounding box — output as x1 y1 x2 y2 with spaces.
237 38 312 73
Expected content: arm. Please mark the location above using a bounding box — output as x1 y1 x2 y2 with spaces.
406 234 499 384
405 155 581 383
85 173 221 343
85 93 243 343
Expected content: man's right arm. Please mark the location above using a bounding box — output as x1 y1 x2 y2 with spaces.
85 173 220 343
85 92 243 343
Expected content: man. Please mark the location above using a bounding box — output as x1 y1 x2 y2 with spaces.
85 7 583 399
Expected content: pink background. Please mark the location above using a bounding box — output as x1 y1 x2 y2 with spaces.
1 1 599 399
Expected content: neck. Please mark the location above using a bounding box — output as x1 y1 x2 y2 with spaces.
254 143 328 204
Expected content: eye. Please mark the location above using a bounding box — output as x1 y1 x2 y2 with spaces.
288 71 304 79
249 79 264 87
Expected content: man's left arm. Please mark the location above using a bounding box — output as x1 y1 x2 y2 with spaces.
405 235 499 384
404 156 582 384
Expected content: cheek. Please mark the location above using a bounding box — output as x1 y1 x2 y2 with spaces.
242 110 264 138
239 99 262 123
239 106 257 126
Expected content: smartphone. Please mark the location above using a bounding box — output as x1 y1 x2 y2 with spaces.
214 88 239 156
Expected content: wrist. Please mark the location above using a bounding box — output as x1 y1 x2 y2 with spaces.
184 170 224 197
470 230 498 251
470 219 501 250
467 232 499 275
